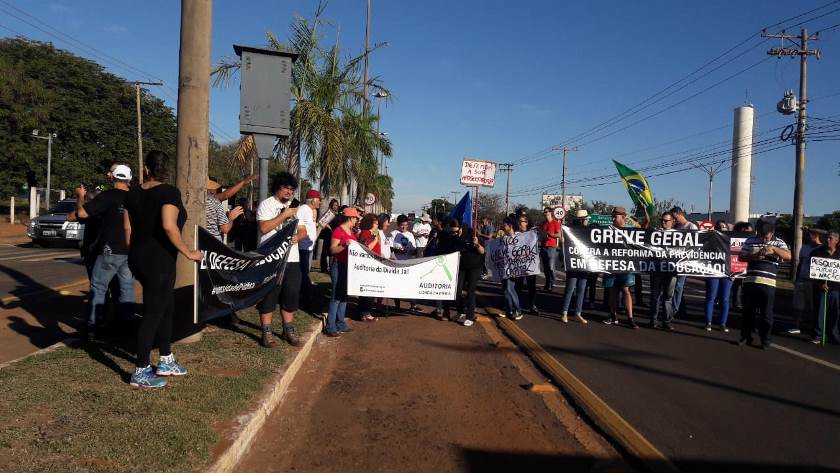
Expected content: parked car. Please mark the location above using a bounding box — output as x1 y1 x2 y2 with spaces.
27 199 85 247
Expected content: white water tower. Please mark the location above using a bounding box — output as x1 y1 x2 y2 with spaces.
729 105 755 223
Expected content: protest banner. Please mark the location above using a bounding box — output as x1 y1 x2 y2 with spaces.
561 226 730 277
460 158 497 187
195 221 297 322
485 230 541 281
810 256 840 283
347 241 461 300
317 209 336 228
727 231 752 275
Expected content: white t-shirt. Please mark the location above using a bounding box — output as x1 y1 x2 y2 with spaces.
378 229 392 259
675 220 698 230
390 229 416 260
256 196 300 263
412 222 431 248
296 204 317 252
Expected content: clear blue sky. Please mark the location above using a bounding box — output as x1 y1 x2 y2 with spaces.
2 0 839 216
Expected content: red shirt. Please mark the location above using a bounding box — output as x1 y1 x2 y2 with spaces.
541 220 562 248
333 225 357 263
358 230 381 256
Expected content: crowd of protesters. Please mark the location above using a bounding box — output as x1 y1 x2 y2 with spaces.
70 152 839 389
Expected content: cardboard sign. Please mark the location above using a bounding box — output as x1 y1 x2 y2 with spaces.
460 159 497 187
485 230 541 281
317 209 335 227
810 256 840 283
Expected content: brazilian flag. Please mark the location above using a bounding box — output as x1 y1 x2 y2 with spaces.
613 160 655 216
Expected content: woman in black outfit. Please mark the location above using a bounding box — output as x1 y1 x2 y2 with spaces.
456 224 486 327
123 150 203 389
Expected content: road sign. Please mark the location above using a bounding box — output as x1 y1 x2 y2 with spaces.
699 220 715 231
553 206 565 221
364 193 376 206
460 159 497 187
588 214 613 226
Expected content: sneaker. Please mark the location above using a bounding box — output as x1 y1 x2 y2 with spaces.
283 326 303 347
530 305 540 316
561 312 568 323
787 328 801 335
721 325 730 333
261 331 277 348
603 318 614 325
340 326 354 333
156 356 188 376
628 320 639 330
498 312 507 319
463 319 474 327
663 322 675 331
811 338 822 344
456 313 467 323
513 311 524 321
130 366 167 388
576 314 588 324
705 324 712 332
409 304 420 313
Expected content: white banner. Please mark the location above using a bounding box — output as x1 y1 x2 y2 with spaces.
347 241 461 300
485 230 541 281
460 159 497 187
810 256 840 283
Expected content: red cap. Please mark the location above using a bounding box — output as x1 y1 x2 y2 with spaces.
343 207 361 218
305 189 322 199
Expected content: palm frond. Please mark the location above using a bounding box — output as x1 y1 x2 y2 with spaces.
210 55 241 88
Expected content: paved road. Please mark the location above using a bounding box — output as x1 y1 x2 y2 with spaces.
476 274 840 472
0 243 86 298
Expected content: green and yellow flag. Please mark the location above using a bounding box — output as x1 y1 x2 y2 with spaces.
613 160 655 216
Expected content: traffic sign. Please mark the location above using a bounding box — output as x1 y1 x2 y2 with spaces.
553 206 566 221
364 193 376 206
588 214 613 226
699 220 714 231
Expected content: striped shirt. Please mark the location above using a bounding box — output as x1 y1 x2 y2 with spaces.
205 196 229 240
739 235 789 287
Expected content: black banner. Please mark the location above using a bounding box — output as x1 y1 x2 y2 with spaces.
196 220 297 322
562 226 730 277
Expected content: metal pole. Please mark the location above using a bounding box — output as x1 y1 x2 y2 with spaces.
791 28 808 280
135 82 144 183
45 134 52 210
708 174 713 222
10 196 14 225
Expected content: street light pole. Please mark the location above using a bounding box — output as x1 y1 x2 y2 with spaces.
31 130 57 210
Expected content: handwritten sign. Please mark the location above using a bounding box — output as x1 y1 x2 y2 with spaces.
810 256 840 283
317 209 335 228
460 159 497 187
485 230 541 281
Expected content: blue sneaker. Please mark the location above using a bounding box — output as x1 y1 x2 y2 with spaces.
156 357 188 377
130 366 167 389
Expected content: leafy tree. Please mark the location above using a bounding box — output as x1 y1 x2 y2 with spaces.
817 211 840 232
426 198 454 217
0 38 176 198
476 192 505 225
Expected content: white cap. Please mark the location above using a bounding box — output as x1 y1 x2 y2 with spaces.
112 164 132 180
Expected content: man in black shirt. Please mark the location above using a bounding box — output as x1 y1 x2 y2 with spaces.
811 231 840 345
68 164 135 338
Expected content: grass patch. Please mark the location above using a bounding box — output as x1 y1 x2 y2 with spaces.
0 304 318 473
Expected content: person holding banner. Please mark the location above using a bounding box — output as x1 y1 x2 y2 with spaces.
515 214 540 316
649 211 678 331
789 228 824 335
703 219 734 332
737 222 791 349
124 150 203 389
391 214 419 313
560 211 590 324
455 223 485 327
297 190 322 309
539 208 562 291
811 231 840 345
255 173 307 348
603 206 646 329
356 213 381 322
318 199 340 273
325 207 361 337
499 215 523 320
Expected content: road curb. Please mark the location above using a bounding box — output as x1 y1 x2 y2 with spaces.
494 315 681 473
0 337 80 370
204 326 320 473
1 278 89 305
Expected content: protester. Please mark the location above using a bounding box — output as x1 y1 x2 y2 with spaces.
703 219 734 332
254 172 307 348
455 224 485 327
649 211 677 330
603 206 646 329
477 216 495 279
515 214 539 315
325 207 361 336
499 215 522 320
78 187 102 281
731 221 754 310
413 213 432 257
356 213 381 322
560 210 589 324
431 219 463 320
297 190 321 307
123 150 203 389
229 197 258 251
539 207 562 291
737 221 791 349
789 228 824 335
205 179 244 241
69 164 135 340
391 214 419 312
811 230 839 345
212 174 258 202
669 206 698 318
318 198 340 273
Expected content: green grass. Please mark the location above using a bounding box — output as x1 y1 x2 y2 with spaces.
0 304 318 473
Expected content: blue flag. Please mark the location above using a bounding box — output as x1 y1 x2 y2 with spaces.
449 192 473 228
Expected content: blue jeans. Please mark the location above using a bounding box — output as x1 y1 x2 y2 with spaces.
672 275 687 315
562 272 588 315
539 247 557 288
814 289 840 343
650 274 676 323
89 253 135 325
326 261 350 333
502 278 521 315
704 277 732 327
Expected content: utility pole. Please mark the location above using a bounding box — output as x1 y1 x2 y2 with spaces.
691 161 727 222
762 27 821 279
132 81 163 183
175 0 212 301
31 130 56 210
499 162 514 215
552 146 578 210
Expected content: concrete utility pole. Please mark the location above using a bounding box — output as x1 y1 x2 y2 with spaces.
132 81 163 183
552 146 578 209
31 130 56 210
499 163 514 215
691 161 727 222
762 27 820 279
175 0 212 294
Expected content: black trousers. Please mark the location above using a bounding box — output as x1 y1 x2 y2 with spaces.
515 275 537 308
741 283 775 343
458 267 482 320
135 269 176 367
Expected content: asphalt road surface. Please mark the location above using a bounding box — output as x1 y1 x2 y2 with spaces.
476 273 840 473
0 243 86 298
